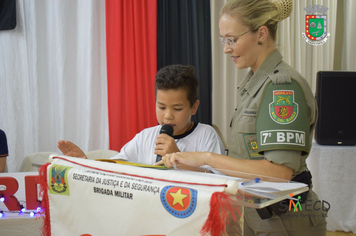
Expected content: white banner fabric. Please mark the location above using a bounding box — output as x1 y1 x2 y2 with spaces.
43 156 238 236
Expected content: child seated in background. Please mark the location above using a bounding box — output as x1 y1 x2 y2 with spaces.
58 64 224 166
0 129 8 173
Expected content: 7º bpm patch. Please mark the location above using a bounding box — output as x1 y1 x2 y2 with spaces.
260 130 305 146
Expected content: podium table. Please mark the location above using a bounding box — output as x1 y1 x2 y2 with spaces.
34 155 309 236
1 156 311 236
0 215 43 236
306 141 356 233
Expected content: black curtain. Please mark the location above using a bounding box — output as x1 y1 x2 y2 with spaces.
157 0 212 125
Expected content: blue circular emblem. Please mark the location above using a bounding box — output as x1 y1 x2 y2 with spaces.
160 185 197 218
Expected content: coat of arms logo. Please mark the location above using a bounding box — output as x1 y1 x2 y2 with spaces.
49 164 71 195
302 5 330 46
269 90 298 124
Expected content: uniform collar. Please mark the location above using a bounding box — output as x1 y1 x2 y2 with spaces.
237 49 283 96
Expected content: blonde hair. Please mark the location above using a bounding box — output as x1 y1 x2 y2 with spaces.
220 0 292 41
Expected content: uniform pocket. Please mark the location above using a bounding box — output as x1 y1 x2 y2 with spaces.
236 109 258 133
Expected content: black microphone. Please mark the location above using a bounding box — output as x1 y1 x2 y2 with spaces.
156 124 174 162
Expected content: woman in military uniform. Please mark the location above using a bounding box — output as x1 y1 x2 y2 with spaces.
159 0 327 235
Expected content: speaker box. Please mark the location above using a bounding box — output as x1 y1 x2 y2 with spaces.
0 0 17 30
315 71 356 146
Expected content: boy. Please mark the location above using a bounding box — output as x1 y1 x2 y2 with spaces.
58 65 224 164
0 129 8 173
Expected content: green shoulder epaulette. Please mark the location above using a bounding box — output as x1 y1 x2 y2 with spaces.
269 69 292 84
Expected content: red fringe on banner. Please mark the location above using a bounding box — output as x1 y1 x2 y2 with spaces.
200 191 241 236
38 163 51 236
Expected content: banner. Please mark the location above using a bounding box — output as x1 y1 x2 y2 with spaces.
40 156 242 236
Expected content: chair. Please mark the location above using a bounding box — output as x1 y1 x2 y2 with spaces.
19 152 57 172
85 150 119 160
212 124 229 155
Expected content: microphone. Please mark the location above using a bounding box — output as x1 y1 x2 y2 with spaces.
156 124 174 162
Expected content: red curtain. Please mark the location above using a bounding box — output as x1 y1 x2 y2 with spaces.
106 0 157 151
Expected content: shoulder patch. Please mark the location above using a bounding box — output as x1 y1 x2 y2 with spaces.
256 79 311 154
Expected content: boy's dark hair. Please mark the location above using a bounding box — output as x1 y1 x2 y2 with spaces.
155 64 199 107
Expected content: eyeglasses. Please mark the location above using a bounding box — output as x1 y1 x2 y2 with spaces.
219 30 251 49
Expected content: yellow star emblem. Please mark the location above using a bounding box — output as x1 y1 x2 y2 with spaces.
169 188 188 207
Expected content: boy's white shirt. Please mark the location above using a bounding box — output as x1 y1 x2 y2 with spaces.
111 123 225 165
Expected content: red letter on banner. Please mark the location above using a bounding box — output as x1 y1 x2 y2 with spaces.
0 177 20 211
25 175 40 210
